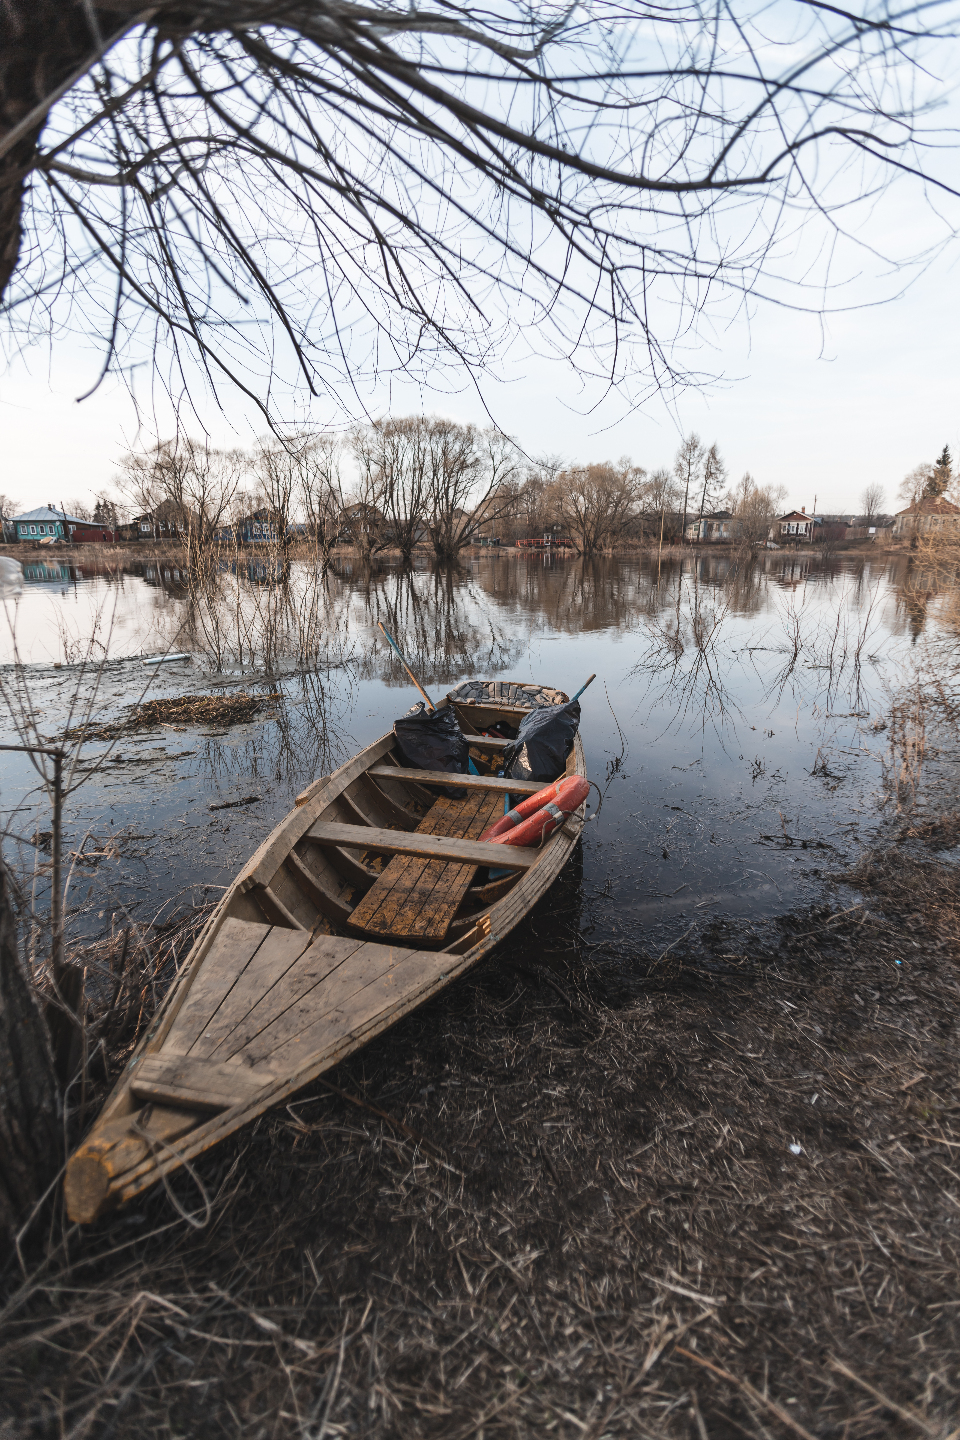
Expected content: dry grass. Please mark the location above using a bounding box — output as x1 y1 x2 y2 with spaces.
75 899 219 1067
1 837 959 1438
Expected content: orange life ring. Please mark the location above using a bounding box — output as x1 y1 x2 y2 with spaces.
481 775 573 839
482 774 589 847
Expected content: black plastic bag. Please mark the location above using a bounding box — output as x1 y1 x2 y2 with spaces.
504 700 580 782
393 703 469 774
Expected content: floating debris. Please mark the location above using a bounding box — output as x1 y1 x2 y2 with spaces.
62 691 281 742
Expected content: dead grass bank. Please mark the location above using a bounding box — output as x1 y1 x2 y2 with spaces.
1 829 959 1439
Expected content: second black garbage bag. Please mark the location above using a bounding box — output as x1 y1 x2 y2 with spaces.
393 702 469 774
504 699 581 782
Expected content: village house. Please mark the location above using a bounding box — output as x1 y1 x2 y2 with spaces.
116 500 188 542
236 509 280 544
337 502 389 545
12 505 116 544
216 508 313 545
214 508 280 544
892 495 960 539
684 510 735 542
773 509 815 542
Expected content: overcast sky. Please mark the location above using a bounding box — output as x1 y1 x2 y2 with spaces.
2 169 958 523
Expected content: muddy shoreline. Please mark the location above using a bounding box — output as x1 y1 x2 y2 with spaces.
2 780 958 1437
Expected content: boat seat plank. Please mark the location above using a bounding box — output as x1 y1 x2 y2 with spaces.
305 821 537 870
165 923 311 1057
160 919 275 1056
196 935 368 1063
130 1053 278 1111
239 944 458 1074
347 789 503 944
367 766 542 796
231 938 423 1069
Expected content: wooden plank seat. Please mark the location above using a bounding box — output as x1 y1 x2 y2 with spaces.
130 1053 278 1111
457 734 510 751
345 788 512 946
367 766 543 796
305 820 538 871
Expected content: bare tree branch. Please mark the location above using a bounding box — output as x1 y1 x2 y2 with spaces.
1 0 958 420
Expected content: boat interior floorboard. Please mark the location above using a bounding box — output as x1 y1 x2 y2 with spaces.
348 788 504 945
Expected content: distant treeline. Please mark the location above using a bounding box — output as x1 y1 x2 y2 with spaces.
62 420 790 560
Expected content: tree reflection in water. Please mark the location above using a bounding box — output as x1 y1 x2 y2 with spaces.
333 557 525 690
175 548 916 746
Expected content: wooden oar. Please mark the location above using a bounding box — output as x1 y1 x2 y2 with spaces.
571 673 596 702
378 622 437 712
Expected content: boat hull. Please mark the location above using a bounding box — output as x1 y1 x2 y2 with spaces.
65 683 587 1222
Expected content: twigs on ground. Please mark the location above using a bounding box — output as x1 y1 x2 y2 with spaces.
828 1358 939 1437
675 1347 818 1440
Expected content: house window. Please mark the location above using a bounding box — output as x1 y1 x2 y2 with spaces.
29 525 36 534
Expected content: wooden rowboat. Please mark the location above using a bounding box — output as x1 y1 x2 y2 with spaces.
65 680 587 1222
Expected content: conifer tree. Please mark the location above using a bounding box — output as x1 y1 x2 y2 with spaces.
925 446 952 498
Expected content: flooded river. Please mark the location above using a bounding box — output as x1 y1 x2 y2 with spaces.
0 548 948 972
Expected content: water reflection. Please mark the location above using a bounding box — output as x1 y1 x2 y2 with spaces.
3 547 956 666
334 559 525 689
890 563 943 643
20 562 86 587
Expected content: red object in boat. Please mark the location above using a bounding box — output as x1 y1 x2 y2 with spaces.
481 774 590 847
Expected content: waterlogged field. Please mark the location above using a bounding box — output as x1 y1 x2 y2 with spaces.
0 548 941 959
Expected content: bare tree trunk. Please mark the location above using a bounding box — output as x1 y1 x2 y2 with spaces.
0 859 60 1255
0 116 40 301
0 3 135 298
